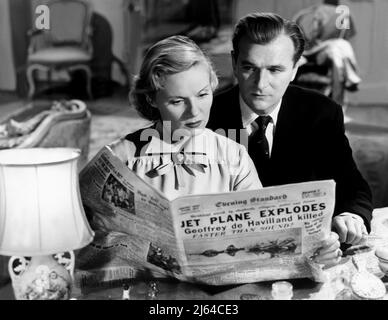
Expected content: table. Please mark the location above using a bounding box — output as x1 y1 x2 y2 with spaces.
0 255 383 300
76 277 323 300
1 208 388 300
68 254 388 300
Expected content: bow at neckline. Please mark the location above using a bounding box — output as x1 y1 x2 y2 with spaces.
145 150 208 190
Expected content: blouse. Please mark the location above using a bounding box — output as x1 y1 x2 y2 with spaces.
108 126 262 200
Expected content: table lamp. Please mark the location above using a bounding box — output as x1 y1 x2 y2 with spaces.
0 148 94 300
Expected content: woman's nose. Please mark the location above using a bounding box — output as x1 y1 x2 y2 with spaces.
186 99 200 117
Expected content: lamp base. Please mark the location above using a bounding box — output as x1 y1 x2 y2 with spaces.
8 252 74 300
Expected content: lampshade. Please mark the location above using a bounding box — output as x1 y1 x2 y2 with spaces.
0 148 94 256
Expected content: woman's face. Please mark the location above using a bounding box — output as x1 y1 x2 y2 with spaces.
153 62 213 137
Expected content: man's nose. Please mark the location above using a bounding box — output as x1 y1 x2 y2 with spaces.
253 70 269 90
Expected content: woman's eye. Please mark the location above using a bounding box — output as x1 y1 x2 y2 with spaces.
199 92 209 98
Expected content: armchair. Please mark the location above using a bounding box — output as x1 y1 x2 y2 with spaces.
26 0 93 99
292 4 360 107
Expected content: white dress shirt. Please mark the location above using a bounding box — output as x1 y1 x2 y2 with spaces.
240 96 282 157
239 97 365 227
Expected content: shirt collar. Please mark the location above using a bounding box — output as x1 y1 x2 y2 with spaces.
240 95 282 128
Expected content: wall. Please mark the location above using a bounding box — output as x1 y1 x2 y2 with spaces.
235 0 322 21
0 0 16 91
343 0 388 104
88 0 144 82
89 0 128 83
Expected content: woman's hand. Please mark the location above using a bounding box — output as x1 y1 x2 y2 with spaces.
312 231 342 268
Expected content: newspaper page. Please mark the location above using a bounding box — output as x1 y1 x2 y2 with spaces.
76 146 185 288
75 146 336 287
169 180 335 285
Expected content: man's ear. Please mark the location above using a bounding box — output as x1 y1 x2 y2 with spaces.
290 57 303 82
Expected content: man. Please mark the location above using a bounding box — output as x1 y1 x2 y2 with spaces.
207 12 372 249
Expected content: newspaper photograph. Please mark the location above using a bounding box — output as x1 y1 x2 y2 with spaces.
75 146 336 287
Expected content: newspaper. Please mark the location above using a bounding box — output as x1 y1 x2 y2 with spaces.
75 146 336 287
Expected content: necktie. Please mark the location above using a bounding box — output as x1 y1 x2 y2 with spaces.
248 115 272 184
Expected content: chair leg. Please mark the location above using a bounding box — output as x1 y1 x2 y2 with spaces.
69 65 93 100
26 64 50 99
84 66 93 100
26 65 36 99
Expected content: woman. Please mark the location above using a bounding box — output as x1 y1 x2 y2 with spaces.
108 35 262 199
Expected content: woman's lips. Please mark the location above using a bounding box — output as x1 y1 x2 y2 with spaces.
185 120 202 128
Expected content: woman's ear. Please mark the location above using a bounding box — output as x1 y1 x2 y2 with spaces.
146 95 157 108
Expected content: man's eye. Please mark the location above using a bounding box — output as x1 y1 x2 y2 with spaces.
242 65 254 71
199 92 209 98
269 68 282 73
170 100 183 105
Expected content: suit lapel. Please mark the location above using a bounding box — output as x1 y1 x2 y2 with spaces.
271 90 295 162
225 85 243 129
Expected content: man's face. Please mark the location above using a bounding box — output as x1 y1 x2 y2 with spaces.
232 33 300 115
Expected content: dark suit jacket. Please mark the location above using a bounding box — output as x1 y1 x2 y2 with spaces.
207 84 373 230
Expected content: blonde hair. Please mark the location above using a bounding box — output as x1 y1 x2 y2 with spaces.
131 35 219 121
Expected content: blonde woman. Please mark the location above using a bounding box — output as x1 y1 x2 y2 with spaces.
108 35 262 199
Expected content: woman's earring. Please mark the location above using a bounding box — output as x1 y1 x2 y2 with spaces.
146 96 156 108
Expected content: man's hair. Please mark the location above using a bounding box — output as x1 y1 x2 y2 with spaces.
131 35 218 121
232 12 305 65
